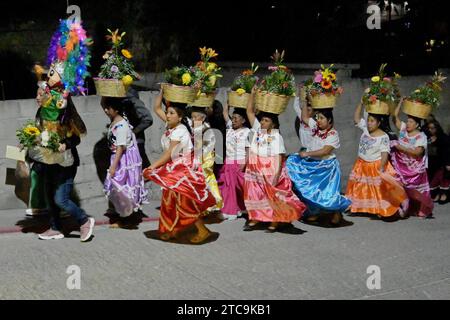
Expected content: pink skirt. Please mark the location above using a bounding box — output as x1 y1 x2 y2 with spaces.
244 153 306 223
218 159 246 216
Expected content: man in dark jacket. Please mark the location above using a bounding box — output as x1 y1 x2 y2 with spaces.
123 87 153 168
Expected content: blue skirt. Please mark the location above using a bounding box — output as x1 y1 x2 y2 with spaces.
286 154 351 216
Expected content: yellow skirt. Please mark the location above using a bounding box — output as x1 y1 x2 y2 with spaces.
202 151 223 212
345 158 407 217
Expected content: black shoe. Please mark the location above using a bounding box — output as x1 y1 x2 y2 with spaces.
243 224 257 231
265 227 277 233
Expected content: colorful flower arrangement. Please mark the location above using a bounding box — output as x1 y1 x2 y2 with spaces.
231 63 259 94
362 63 401 106
307 64 343 97
99 29 139 86
164 47 222 96
47 19 93 95
407 72 447 108
258 50 296 96
16 121 60 152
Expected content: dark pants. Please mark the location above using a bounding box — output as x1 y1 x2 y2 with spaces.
138 142 151 169
44 165 88 231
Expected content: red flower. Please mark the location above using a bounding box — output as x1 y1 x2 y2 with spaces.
369 95 377 103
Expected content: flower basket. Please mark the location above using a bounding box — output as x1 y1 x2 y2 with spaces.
255 90 292 114
94 78 128 97
365 100 390 115
309 93 337 109
27 146 65 165
161 83 196 104
402 99 432 119
228 90 250 109
191 92 216 108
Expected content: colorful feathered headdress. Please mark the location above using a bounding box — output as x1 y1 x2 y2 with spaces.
47 19 93 95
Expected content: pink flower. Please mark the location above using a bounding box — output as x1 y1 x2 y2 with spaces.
383 77 391 82
314 71 323 83
369 95 377 103
268 66 278 71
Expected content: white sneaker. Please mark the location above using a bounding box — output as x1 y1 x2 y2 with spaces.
38 229 64 240
80 217 95 242
26 209 49 217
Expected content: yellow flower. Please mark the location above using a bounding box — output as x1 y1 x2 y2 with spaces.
236 88 246 95
121 49 133 59
122 75 134 86
208 75 217 87
24 126 41 136
199 47 208 57
394 72 402 79
328 73 336 81
106 29 125 46
371 76 380 83
207 48 218 59
182 73 192 85
206 62 217 72
414 89 421 93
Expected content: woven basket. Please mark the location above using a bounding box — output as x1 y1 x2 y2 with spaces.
309 93 337 109
228 91 250 109
161 83 196 104
365 100 390 115
94 78 128 97
191 92 216 108
402 99 432 119
255 90 292 115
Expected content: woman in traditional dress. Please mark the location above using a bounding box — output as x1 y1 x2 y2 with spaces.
345 103 407 218
102 97 148 227
143 91 217 243
391 99 434 218
425 119 450 204
189 106 223 214
286 105 351 226
243 87 306 232
217 104 250 221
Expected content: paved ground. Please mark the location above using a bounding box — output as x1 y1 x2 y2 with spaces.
0 199 449 300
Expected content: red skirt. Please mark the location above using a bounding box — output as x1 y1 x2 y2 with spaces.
143 154 216 233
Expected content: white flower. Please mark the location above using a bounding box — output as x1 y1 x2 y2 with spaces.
41 130 49 147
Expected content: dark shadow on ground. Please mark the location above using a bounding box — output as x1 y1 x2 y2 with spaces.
143 224 220 246
301 213 354 229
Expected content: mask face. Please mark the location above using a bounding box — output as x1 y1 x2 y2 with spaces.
47 64 63 88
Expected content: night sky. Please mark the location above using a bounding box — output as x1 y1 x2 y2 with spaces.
0 0 448 99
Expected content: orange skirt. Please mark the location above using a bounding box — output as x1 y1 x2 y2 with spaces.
345 158 407 217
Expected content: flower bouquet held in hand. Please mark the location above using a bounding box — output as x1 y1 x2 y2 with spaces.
306 64 343 109
362 64 402 115
255 50 296 114
17 121 64 164
190 47 223 107
228 63 259 109
95 29 139 97
402 72 447 119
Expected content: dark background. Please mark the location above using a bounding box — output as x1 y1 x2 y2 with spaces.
0 0 448 99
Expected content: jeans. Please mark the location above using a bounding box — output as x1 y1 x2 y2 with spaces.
44 165 88 231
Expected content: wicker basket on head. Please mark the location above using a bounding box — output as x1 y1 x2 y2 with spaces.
402 99 432 119
255 90 292 115
161 83 196 104
309 93 337 109
94 78 128 97
365 100 390 115
191 92 216 108
228 90 250 109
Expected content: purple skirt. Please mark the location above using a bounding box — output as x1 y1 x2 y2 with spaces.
104 144 148 217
